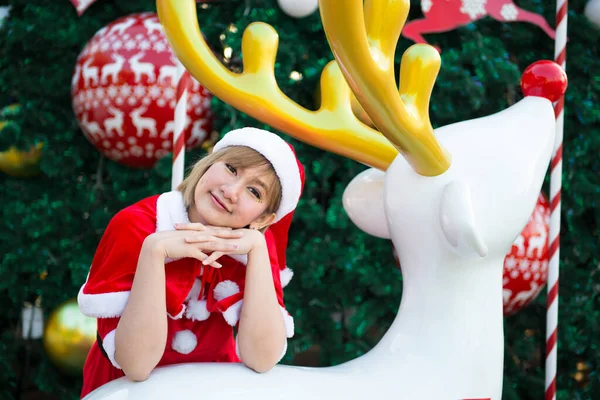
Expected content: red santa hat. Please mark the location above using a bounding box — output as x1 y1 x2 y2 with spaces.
213 128 305 287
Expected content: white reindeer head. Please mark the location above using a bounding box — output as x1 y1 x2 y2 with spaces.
345 96 555 262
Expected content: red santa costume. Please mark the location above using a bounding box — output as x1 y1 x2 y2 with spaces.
78 128 304 398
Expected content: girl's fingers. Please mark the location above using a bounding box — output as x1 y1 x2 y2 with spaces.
200 241 239 252
211 229 244 239
194 250 222 268
204 225 231 230
202 251 224 266
185 234 213 243
174 222 207 231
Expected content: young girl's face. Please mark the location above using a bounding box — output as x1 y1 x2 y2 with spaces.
189 161 276 229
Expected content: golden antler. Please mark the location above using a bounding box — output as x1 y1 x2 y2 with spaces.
320 0 451 176
156 0 397 171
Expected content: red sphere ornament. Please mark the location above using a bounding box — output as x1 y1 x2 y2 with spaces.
521 60 568 103
503 193 550 316
72 13 212 168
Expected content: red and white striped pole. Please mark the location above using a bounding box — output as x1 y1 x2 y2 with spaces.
546 0 568 399
172 60 191 190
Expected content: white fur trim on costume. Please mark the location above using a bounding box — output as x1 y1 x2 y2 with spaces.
101 329 122 369
214 280 240 301
185 299 210 321
280 266 294 288
156 191 190 233
213 128 302 223
222 299 243 326
77 276 130 318
280 306 294 338
227 254 248 265
168 305 185 320
172 329 198 354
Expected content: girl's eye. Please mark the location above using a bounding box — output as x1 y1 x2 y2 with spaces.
225 163 236 174
248 187 261 200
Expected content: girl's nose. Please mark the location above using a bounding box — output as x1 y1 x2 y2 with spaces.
221 181 242 203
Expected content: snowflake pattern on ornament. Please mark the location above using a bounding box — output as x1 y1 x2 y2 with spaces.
71 13 212 168
460 0 487 20
500 4 518 21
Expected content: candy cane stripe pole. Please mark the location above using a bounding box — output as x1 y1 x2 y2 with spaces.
546 1 567 399
172 60 191 190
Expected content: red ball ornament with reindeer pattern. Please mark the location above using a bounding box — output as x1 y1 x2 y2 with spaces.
502 192 550 316
71 13 212 168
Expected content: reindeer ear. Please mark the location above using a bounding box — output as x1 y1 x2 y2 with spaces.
343 168 390 239
440 181 488 258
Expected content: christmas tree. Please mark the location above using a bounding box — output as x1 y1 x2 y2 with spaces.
0 0 598 399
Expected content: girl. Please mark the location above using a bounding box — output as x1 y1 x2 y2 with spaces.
78 127 304 398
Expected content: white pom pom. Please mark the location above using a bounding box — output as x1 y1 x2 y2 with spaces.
214 280 240 301
280 306 295 338
280 267 294 288
185 299 210 321
172 329 197 354
222 300 243 326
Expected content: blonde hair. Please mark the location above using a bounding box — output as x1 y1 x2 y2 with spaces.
178 146 282 225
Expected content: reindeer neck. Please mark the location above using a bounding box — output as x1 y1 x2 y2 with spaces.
363 256 505 372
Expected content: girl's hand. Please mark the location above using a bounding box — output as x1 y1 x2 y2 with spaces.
177 225 265 266
145 224 243 268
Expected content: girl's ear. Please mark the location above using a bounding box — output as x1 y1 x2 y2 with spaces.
251 213 276 230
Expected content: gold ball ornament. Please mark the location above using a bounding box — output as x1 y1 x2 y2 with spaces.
0 104 44 177
43 298 97 376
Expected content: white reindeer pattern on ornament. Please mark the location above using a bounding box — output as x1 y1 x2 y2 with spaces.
82 58 99 87
101 54 126 84
81 112 104 140
160 116 192 139
130 106 158 137
190 118 210 146
158 58 178 85
143 17 164 35
129 52 156 83
107 17 136 36
103 107 125 137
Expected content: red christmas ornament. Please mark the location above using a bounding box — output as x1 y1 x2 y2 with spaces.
503 192 550 316
521 60 568 103
72 13 212 168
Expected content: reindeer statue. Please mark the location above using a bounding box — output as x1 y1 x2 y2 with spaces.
83 0 564 399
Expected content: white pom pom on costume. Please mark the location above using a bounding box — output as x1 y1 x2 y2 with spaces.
280 306 295 338
214 280 240 301
222 300 243 326
280 267 294 288
185 299 210 321
172 329 197 354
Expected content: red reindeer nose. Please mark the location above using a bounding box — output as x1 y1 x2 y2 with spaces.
520 60 568 103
